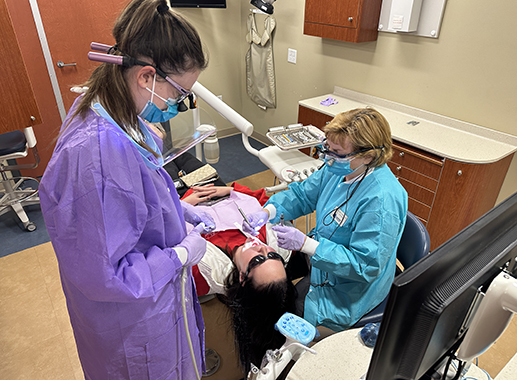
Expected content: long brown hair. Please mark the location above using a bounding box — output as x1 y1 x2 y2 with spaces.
217 245 297 374
70 0 207 155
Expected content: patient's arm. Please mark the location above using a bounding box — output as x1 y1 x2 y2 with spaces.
183 185 232 205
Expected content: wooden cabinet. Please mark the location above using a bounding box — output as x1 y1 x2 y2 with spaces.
388 141 443 225
0 0 41 133
298 105 515 251
304 0 383 43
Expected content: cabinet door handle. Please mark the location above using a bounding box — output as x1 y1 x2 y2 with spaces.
348 17 354 22
399 152 405 157
457 170 463 176
396 166 402 171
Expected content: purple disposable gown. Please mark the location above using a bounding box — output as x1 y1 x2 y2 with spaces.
39 97 205 380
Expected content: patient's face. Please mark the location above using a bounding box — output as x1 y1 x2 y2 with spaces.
234 238 286 287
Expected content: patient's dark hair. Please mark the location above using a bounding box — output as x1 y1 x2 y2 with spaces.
217 246 298 375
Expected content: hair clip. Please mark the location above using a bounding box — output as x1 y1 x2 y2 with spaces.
157 3 169 14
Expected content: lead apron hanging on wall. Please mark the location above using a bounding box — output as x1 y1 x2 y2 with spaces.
246 13 276 109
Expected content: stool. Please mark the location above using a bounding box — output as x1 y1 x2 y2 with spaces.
0 127 40 231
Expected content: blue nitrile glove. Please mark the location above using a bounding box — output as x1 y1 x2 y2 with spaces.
243 210 269 236
181 200 216 233
272 225 307 251
176 223 207 267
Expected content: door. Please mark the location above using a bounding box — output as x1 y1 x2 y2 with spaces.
0 0 42 134
6 0 127 176
36 0 128 111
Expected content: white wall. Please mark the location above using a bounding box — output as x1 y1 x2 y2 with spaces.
181 0 517 203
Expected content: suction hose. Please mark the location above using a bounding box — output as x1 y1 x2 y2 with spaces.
182 266 201 380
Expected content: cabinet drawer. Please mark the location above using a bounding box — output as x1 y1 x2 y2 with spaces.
391 143 443 180
398 177 435 207
387 162 439 192
408 198 431 223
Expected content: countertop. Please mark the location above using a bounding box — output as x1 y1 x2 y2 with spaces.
299 87 517 164
286 328 511 380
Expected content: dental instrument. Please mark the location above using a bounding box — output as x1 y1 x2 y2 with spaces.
232 200 264 234
233 199 251 225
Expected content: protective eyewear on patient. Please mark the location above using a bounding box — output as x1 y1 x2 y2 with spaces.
243 252 285 281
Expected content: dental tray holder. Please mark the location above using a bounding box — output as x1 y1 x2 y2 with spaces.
247 313 318 380
266 124 325 151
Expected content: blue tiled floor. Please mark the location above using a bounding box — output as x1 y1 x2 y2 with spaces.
205 134 268 183
0 205 48 257
0 135 268 257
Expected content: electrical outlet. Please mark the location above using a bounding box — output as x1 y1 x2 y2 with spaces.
288 48 297 64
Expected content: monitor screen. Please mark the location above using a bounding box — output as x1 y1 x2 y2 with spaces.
366 191 517 380
169 0 226 8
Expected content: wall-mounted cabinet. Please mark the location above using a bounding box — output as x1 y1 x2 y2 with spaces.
304 0 384 42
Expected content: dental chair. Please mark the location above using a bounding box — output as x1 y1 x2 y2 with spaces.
0 127 40 231
191 82 322 193
352 211 431 328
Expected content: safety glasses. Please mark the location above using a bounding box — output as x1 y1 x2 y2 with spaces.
134 59 191 106
243 251 285 282
88 45 193 106
320 139 371 160
162 75 191 105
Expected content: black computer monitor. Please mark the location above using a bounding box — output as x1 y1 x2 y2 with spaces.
169 0 226 8
366 191 517 380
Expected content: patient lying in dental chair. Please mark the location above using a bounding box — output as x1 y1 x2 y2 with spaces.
152 123 300 373
182 183 299 375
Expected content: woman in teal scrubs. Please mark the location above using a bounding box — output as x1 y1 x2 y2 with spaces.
244 108 408 331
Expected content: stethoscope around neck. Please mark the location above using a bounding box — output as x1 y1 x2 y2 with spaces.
92 102 164 170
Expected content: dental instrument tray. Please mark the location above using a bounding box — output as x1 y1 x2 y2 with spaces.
266 124 325 151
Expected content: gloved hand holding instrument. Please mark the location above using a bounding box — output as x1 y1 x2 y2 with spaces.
176 223 207 267
272 225 307 251
181 200 216 233
242 210 269 236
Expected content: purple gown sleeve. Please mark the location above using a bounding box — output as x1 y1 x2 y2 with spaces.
41 115 187 302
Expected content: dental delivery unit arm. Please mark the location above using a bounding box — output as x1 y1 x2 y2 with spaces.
191 82 323 193
191 82 259 157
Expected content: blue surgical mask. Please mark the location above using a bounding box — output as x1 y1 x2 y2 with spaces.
324 155 361 177
139 75 179 123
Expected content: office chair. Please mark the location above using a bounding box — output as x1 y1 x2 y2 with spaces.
352 211 431 328
0 127 41 231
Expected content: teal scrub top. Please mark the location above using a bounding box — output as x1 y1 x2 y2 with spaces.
266 164 408 331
